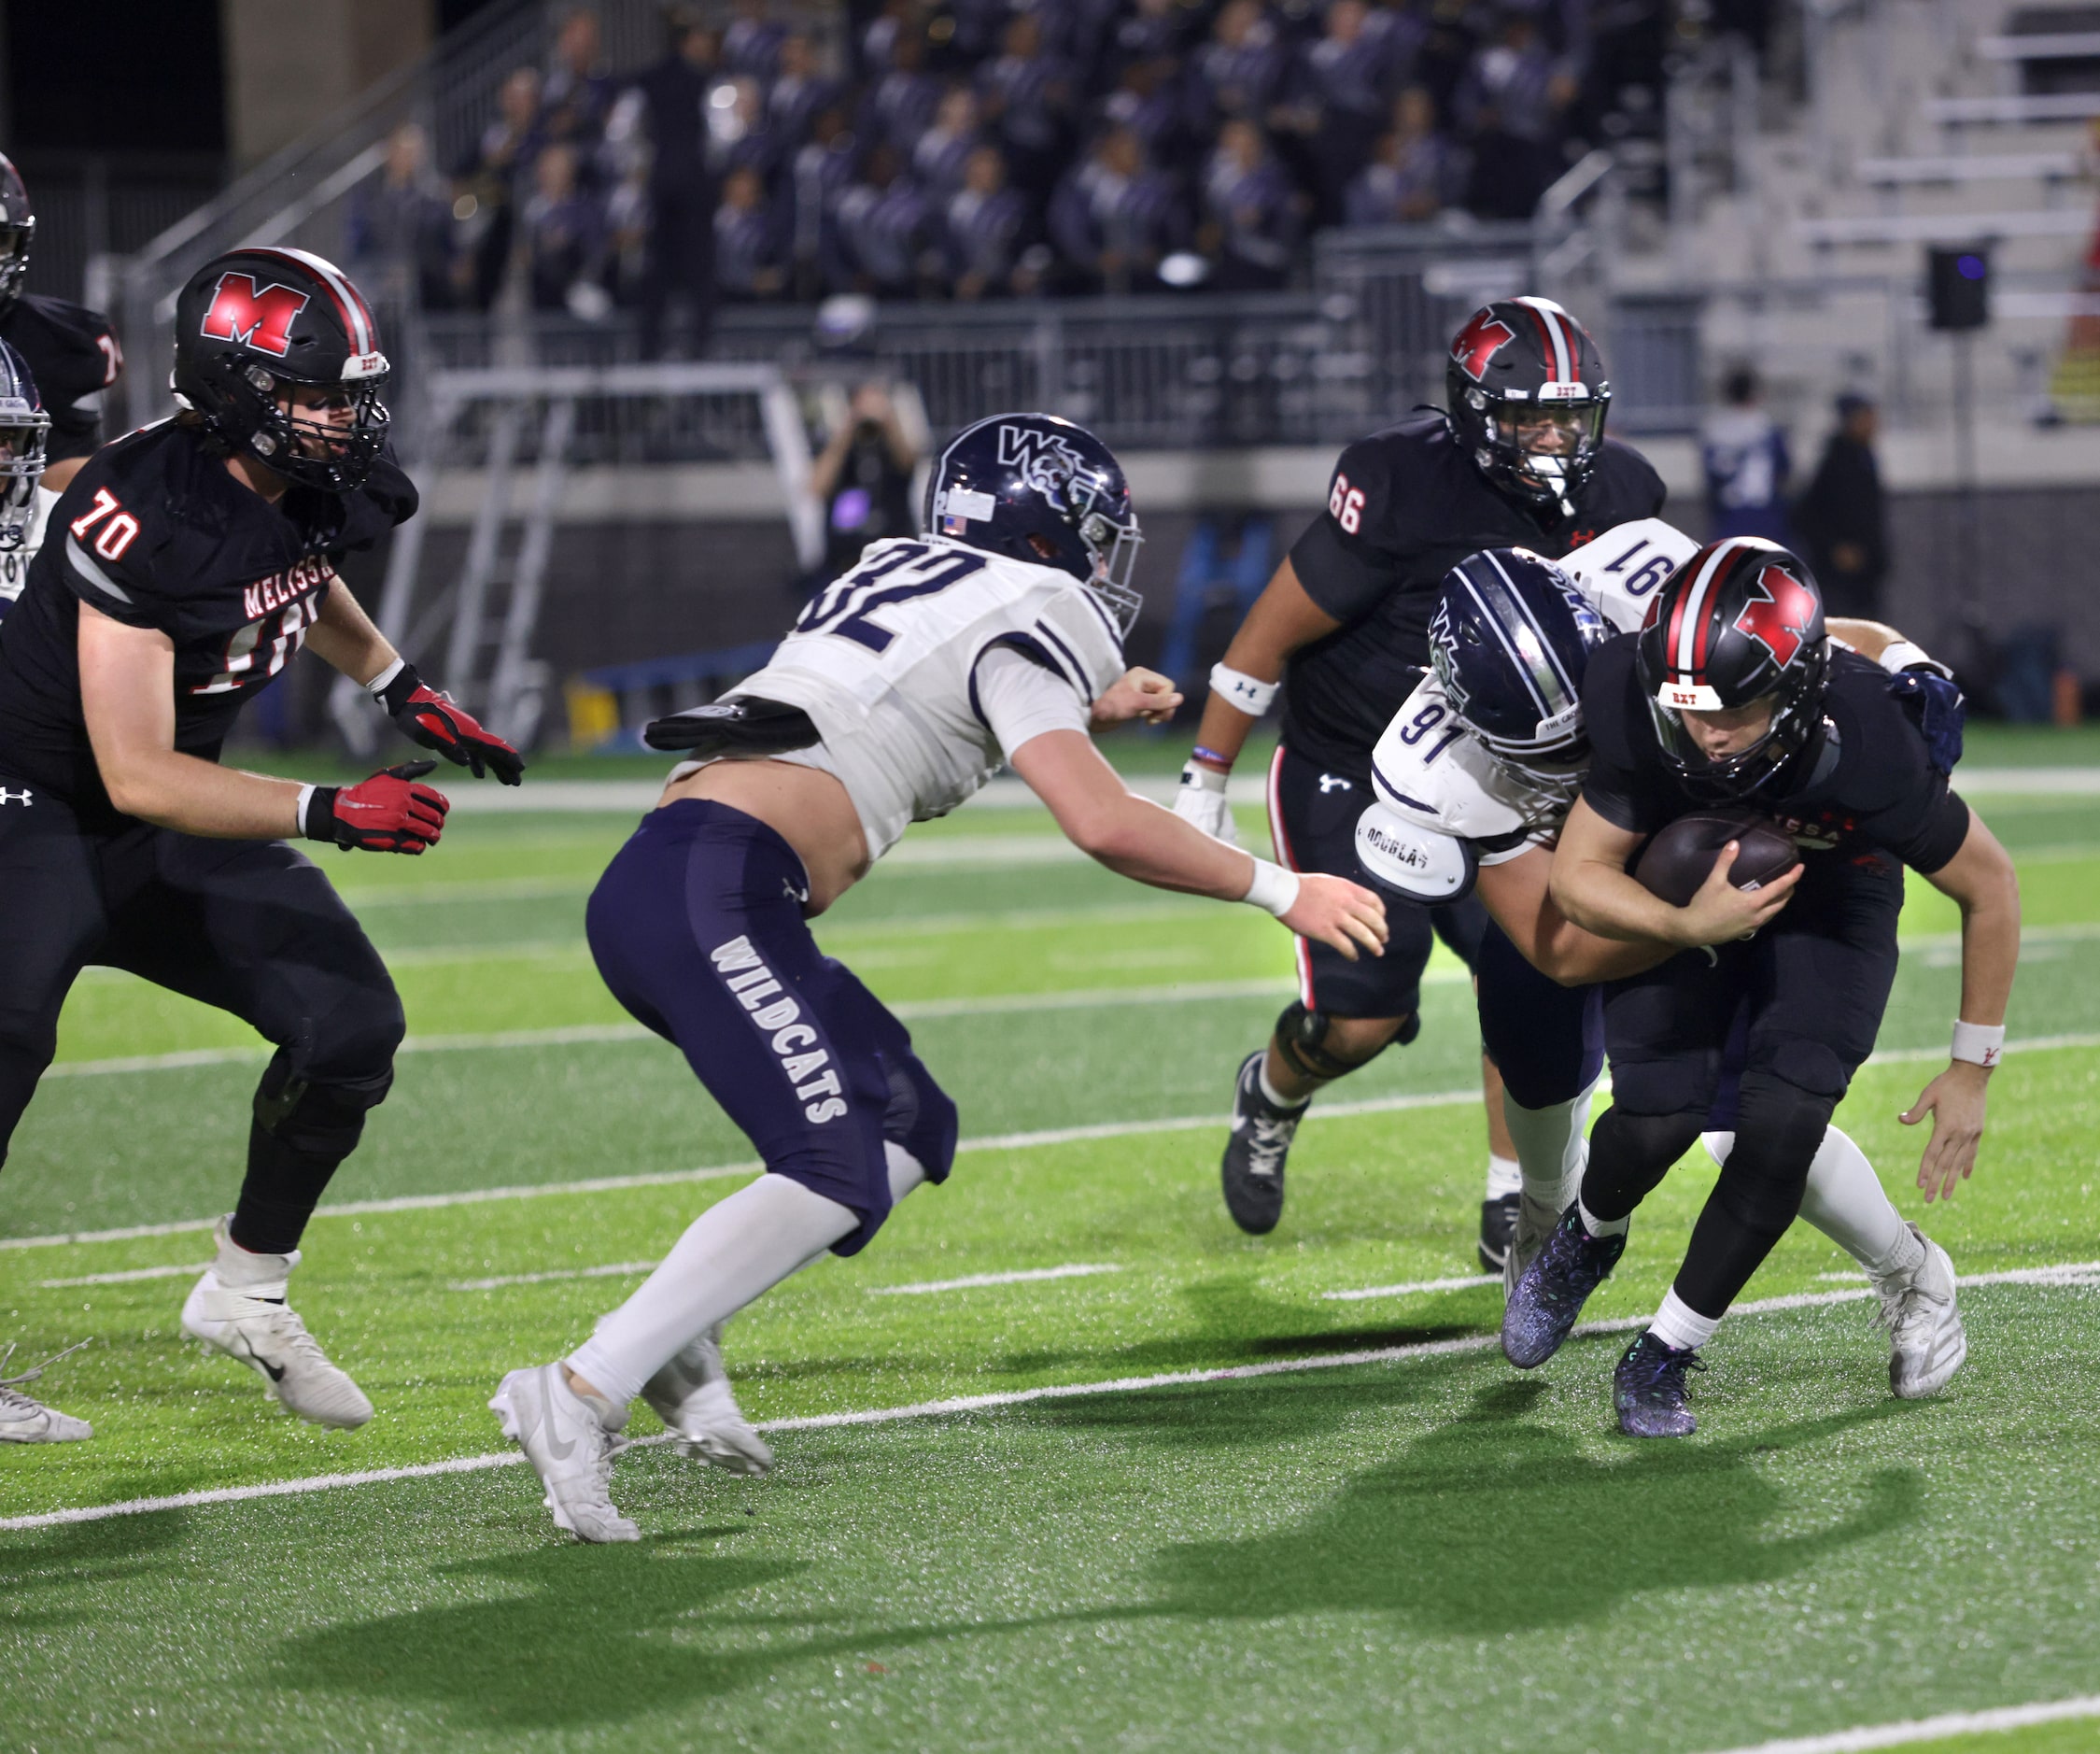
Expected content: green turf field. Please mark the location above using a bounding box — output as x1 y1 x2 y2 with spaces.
4 770 2098 1753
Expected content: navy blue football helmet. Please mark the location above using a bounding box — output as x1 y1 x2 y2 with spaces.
0 338 49 551
1430 546 1612 785
923 412 1144 632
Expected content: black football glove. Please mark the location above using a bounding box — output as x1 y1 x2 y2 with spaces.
303 761 450 854
375 662 526 785
1887 668 1966 776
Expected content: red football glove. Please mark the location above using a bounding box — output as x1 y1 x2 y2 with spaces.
303 761 450 854
375 662 526 785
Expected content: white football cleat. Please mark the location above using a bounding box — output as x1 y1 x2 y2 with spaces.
180 1218 373 1430
1872 1224 1966 1400
0 1342 92 1443
641 1324 774 1478
491 1364 639 1544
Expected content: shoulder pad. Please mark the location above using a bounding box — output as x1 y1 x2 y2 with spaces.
977 545 1127 700
1369 673 1537 844
1560 517 1700 633
1355 801 1478 903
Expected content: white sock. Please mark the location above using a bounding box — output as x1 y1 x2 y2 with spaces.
567 1173 857 1407
1256 1062 1305 1110
212 1218 293 1296
1649 1288 1720 1352
1704 1127 1922 1279
1577 1195 1628 1239
885 1141 927 1204
1484 1153 1522 1200
1505 1080 1599 1211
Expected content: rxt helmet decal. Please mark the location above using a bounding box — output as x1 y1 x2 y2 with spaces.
199 274 312 359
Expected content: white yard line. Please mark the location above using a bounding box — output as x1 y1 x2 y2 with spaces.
3 1265 2093 1535
868 1263 1121 1295
451 1260 659 1292
1704 1693 2100 1754
38 1263 209 1289
0 1083 1484 1253
1320 1274 1500 1302
37 975 1324 1082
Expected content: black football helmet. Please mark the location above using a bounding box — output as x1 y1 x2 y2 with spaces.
1445 296 1612 516
0 338 48 550
1431 546 1612 792
923 411 1144 632
0 154 32 318
1636 537 1830 799
171 246 389 493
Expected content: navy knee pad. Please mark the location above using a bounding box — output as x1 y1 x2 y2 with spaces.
1580 1105 1707 1225
881 1050 958 1185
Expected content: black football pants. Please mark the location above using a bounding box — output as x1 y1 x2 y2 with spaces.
1581 852 1906 1319
0 784 404 1252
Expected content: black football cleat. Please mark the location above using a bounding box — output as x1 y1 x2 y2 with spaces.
1614 1331 1706 1437
1501 1204 1625 1368
1220 1052 1307 1236
1476 1193 1520 1274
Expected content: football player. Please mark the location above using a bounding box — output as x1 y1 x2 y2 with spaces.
1358 530 1969 1399
1510 538 2019 1436
0 152 123 615
1173 296 1665 1268
0 247 523 1445
490 412 1388 1542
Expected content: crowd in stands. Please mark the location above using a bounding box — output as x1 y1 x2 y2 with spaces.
348 0 1675 350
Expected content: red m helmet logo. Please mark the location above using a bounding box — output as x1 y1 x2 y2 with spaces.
201 274 309 358
1450 309 1516 383
1733 564 1819 669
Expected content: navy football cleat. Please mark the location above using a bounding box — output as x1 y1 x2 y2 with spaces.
1614 1331 1706 1437
1501 1204 1625 1367
1220 1051 1306 1236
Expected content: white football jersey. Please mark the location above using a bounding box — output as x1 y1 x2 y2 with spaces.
1367 519 1703 871
0 484 57 608
726 535 1126 859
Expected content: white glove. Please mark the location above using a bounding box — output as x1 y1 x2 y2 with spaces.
1174 761 1240 846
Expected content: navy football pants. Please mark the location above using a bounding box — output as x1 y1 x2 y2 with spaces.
585 799 957 1255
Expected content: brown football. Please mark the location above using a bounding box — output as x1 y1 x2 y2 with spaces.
1632 810 1799 908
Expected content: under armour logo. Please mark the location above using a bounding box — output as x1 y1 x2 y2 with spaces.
1318 774 1353 793
0 788 29 805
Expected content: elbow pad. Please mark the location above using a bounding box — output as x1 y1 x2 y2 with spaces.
1354 801 1477 903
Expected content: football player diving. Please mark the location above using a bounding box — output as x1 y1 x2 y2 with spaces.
0 248 524 1445
0 151 124 615
1357 529 1973 1407
1173 295 1665 1271
490 413 1388 1543
1510 538 2019 1436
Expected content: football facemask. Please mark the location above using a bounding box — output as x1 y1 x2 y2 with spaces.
0 395 47 551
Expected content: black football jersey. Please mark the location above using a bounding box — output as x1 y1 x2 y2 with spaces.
1580 638 1973 874
0 292 120 462
1281 411 1666 772
0 418 416 818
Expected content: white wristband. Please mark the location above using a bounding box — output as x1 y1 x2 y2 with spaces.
1950 1020 2005 1068
1242 856 1301 918
295 783 317 837
366 657 407 697
1879 641 1951 681
1210 663 1278 718
1180 761 1228 796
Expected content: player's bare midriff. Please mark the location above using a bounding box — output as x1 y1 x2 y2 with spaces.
658 756 870 913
